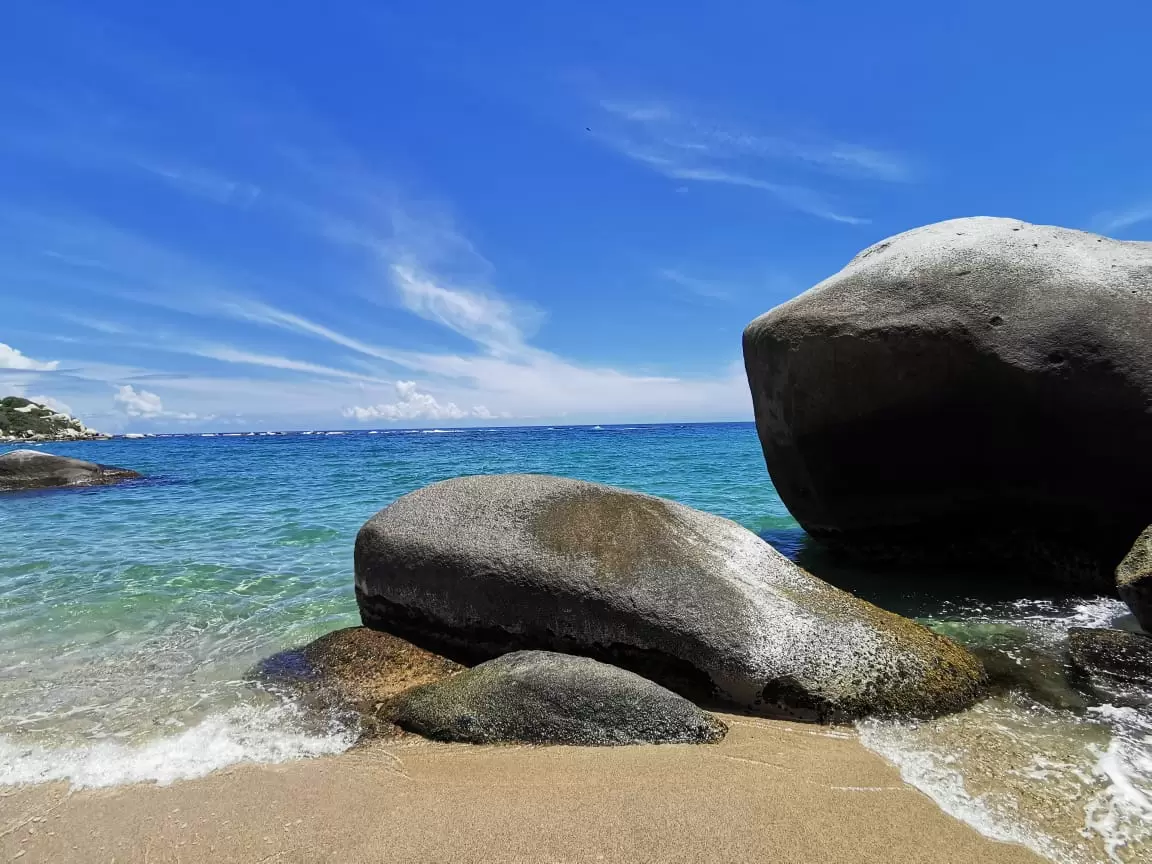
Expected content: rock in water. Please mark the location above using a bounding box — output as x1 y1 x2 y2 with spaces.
1117 526 1152 633
0 449 140 492
743 217 1152 589
389 650 727 745
1067 628 1152 707
301 627 462 706
355 474 985 720
254 627 464 738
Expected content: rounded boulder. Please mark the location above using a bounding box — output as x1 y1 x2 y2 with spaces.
355 474 985 721
743 217 1152 588
389 650 727 745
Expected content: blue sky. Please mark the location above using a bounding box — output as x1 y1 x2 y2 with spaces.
2 1 1150 432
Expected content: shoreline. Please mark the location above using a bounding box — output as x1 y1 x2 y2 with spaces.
1 715 1043 864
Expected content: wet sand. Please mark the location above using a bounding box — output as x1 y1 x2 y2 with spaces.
1 715 1044 864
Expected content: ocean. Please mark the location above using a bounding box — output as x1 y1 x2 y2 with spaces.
1 424 1147 863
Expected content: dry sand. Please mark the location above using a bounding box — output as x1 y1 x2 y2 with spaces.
1 715 1043 864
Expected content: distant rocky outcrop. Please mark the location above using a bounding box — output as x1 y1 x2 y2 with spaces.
1117 526 1152 632
354 474 986 721
389 650 727 745
0 397 106 442
0 449 141 492
743 217 1152 589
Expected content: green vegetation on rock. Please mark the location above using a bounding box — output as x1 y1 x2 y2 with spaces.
0 396 102 441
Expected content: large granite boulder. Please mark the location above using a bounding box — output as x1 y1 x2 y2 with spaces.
1117 526 1152 632
0 449 140 492
743 217 1152 589
390 650 727 745
355 474 985 721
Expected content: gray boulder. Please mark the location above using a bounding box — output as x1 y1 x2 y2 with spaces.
355 474 985 721
743 217 1152 588
389 650 727 745
1117 526 1152 632
0 449 140 492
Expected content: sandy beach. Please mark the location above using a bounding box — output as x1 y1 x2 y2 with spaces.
1 715 1043 864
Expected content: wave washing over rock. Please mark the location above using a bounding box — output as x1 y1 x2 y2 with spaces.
859 598 1151 864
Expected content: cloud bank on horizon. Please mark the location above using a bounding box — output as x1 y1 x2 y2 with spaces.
1 2 1149 432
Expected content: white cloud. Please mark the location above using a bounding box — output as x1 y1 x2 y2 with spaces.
343 381 492 422
114 384 197 420
114 384 165 417
0 342 59 371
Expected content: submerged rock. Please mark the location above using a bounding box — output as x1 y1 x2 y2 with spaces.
1117 526 1152 633
0 449 140 492
743 217 1152 589
1067 628 1152 687
389 650 727 745
355 474 986 721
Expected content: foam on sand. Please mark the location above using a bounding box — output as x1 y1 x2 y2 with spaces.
0 702 355 790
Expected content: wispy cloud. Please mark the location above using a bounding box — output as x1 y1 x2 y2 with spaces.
591 97 914 223
390 263 534 353
190 346 389 384
1093 202 1152 234
598 99 913 181
658 268 732 301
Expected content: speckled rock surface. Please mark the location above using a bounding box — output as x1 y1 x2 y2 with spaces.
0 449 140 492
1117 526 1152 633
390 650 728 745
255 627 463 737
300 626 463 706
355 474 985 721
743 217 1152 588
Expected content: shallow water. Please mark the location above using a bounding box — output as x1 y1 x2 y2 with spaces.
1 424 1148 862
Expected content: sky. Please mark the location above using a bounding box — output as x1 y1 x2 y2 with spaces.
2 1 1150 432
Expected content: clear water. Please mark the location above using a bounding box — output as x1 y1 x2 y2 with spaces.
1 424 1148 862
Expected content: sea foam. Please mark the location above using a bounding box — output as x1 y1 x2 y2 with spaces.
0 702 355 790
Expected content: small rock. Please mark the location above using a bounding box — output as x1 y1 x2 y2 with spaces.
1117 525 1152 633
389 650 727 745
254 627 462 737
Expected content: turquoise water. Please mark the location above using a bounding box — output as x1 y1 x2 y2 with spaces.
0 424 1148 862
